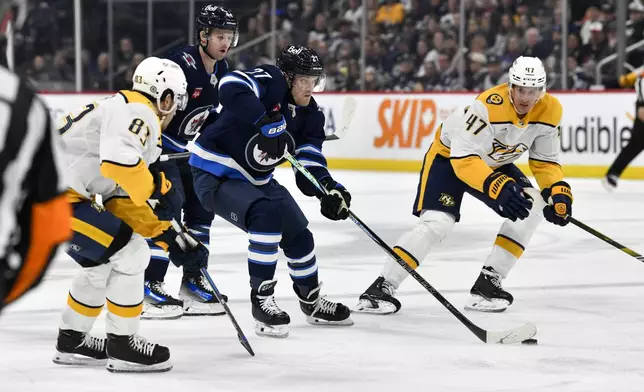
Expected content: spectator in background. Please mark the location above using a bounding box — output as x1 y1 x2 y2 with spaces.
481 54 509 90
578 22 609 66
501 33 522 70
465 52 487 91
344 0 363 26
376 0 405 26
523 27 551 60
117 37 134 69
309 13 329 43
580 5 604 44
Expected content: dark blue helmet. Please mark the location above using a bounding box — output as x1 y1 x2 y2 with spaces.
196 4 239 47
277 45 326 91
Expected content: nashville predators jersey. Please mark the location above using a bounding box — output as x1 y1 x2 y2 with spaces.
58 90 163 206
438 83 564 191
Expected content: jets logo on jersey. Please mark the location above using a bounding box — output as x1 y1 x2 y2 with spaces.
488 139 528 162
179 105 213 138
244 132 296 172
182 52 197 70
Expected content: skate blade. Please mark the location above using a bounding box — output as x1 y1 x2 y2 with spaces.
353 299 398 315
255 321 289 338
141 304 183 320
53 351 107 366
181 298 226 316
306 315 354 326
106 358 173 373
464 295 509 313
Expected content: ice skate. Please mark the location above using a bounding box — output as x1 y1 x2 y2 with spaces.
252 280 290 338
465 266 514 313
106 334 172 373
354 276 402 315
53 329 107 366
141 281 183 320
296 283 353 326
179 274 227 316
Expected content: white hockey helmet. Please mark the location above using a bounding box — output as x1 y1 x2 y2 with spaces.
132 57 188 115
508 56 547 92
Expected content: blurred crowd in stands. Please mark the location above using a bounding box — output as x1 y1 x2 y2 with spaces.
2 0 644 92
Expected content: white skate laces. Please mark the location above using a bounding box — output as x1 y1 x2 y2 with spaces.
312 296 338 315
259 295 284 316
381 279 396 296
483 268 503 289
81 334 105 352
130 335 156 357
149 281 171 296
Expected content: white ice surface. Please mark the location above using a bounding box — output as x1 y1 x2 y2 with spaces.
2 169 644 392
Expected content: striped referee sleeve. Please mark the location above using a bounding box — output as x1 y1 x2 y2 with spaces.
0 67 72 308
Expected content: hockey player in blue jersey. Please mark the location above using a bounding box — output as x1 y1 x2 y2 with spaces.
189 45 354 338
141 4 238 319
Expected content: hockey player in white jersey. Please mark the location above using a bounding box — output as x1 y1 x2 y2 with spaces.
356 56 574 314
52 57 208 373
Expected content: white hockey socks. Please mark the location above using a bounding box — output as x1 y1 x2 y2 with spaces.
484 188 545 278
60 264 110 332
381 210 455 289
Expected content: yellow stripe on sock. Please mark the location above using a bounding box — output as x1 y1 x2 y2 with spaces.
67 293 103 317
494 234 525 258
106 298 143 318
393 246 419 269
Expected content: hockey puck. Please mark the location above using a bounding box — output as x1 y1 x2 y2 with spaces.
521 338 538 345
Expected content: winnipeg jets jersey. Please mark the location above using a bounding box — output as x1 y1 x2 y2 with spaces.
58 91 162 202
438 83 564 191
162 45 229 152
190 65 333 195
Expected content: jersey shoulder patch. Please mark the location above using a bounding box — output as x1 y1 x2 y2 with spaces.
475 83 514 124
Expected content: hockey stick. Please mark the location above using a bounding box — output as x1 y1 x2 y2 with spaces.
160 152 191 162
160 96 355 163
567 216 644 262
283 152 537 344
325 96 356 141
169 219 255 356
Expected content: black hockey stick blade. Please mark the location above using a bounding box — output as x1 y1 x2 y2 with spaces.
201 267 255 356
284 152 537 344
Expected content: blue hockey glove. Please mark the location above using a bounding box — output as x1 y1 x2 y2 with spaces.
319 178 352 221
256 112 289 160
541 181 573 226
483 172 532 221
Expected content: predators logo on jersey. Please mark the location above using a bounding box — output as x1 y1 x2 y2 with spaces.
487 139 529 163
438 193 455 207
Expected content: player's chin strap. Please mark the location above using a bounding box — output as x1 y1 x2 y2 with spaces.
565 215 644 262
283 150 537 345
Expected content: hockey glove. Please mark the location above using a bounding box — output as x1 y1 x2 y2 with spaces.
541 181 573 226
153 226 209 270
256 112 289 160
150 169 183 221
483 172 532 222
319 178 352 221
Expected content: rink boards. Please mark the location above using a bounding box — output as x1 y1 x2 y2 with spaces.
40 90 644 179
